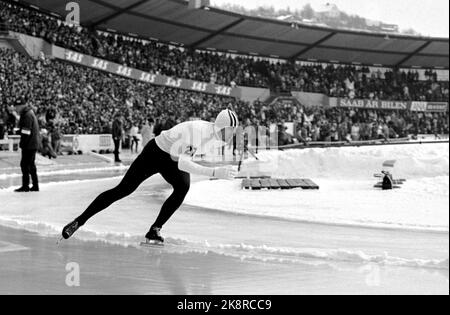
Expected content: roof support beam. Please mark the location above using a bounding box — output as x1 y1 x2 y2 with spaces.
395 40 433 67
89 0 211 32
60 0 446 68
87 1 446 59
190 18 245 49
290 32 337 60
90 0 150 27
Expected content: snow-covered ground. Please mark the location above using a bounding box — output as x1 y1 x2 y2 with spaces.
186 143 449 232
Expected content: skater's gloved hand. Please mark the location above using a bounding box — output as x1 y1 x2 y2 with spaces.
213 166 237 180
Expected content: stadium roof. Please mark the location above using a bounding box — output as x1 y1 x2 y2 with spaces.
16 0 449 69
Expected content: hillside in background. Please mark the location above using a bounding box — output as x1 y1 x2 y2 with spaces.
216 2 421 35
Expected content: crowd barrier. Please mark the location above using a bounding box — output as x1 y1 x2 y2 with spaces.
2 134 448 154
249 136 449 151
0 138 14 151
61 134 115 153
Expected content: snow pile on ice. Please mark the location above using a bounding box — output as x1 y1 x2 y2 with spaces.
249 143 449 180
186 143 449 231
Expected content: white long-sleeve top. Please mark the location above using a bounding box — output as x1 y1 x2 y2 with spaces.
155 121 226 176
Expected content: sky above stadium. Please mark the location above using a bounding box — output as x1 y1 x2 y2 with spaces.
211 0 449 37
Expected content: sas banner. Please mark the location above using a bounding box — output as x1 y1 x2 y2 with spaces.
61 50 241 98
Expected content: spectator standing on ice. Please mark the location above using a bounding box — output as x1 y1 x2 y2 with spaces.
112 113 124 163
5 106 18 133
153 117 165 137
14 99 40 193
141 118 154 148
0 111 5 140
40 129 57 159
164 112 177 130
50 123 62 155
130 123 140 154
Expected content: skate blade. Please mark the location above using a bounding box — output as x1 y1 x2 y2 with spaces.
140 240 164 247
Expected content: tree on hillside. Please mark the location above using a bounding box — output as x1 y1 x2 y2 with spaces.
301 4 315 20
403 28 421 36
215 2 420 35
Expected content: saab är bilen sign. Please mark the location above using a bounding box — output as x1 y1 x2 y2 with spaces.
337 98 409 110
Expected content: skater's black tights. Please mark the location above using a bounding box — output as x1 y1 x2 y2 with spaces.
76 140 190 229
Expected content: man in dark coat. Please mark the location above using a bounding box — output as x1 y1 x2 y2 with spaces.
14 100 40 192
153 117 165 137
0 110 5 140
112 113 124 163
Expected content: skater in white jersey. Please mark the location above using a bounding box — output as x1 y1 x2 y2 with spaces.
62 109 239 243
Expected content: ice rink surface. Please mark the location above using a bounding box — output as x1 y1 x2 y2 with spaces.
0 143 448 294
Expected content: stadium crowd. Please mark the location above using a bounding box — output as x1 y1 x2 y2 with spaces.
1 49 448 153
0 0 448 102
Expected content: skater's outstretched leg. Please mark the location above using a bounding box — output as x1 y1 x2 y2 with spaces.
62 145 157 239
146 168 190 242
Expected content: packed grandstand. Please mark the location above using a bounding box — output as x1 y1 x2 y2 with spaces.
0 0 448 149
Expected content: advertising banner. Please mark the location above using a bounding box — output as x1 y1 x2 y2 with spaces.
61 50 241 98
334 98 448 112
410 101 448 112
335 98 409 110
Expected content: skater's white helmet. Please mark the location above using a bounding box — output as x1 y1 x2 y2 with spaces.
215 109 239 130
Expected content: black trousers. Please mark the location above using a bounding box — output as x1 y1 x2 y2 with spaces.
113 138 121 161
131 136 140 153
77 139 190 229
21 149 38 188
